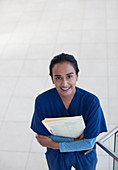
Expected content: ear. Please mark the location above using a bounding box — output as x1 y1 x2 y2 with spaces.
76 73 79 81
51 77 54 84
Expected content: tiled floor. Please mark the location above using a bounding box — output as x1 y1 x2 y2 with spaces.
0 0 118 170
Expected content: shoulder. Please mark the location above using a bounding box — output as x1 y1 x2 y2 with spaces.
76 87 100 105
35 88 56 103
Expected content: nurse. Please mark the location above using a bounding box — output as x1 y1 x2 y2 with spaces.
31 53 107 170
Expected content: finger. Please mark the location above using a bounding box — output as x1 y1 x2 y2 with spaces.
35 134 43 139
36 134 45 138
36 134 40 139
36 134 38 138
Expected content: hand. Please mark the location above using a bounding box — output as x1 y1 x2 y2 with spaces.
36 134 59 150
74 133 84 141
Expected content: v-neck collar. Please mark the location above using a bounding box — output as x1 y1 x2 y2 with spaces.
54 87 78 114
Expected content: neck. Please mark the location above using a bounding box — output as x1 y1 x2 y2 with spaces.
59 87 76 103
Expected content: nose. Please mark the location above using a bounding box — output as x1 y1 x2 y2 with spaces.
61 78 68 87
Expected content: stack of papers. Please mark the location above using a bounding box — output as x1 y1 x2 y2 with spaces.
42 116 85 138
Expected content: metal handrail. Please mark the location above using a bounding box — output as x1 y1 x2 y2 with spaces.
96 126 118 162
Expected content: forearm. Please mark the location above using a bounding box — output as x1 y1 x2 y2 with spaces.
59 137 96 152
48 135 74 142
36 134 94 152
48 133 84 142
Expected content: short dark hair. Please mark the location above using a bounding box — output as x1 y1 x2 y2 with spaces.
49 53 79 78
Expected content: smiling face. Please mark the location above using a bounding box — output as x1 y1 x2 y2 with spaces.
52 62 78 99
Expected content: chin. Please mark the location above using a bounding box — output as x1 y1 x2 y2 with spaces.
61 89 74 96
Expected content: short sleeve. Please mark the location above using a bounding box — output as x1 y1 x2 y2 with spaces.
84 97 107 139
30 97 50 136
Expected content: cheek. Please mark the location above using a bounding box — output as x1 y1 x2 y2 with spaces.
52 78 57 85
52 80 60 87
70 80 77 87
70 78 77 83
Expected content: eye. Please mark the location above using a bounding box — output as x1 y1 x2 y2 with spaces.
67 75 72 79
56 77 61 80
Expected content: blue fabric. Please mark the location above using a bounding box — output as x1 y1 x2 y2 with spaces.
48 135 74 142
31 87 107 170
59 137 96 152
49 135 96 152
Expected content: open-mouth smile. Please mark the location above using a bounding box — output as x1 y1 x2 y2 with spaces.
61 87 71 91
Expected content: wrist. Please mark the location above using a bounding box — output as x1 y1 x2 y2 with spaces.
53 142 59 150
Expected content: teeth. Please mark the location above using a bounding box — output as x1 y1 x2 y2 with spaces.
62 87 69 90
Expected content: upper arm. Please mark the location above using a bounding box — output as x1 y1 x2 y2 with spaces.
30 97 50 136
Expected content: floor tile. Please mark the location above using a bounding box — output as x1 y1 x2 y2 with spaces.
0 21 17 34
14 21 38 33
0 44 5 55
107 19 118 30
79 59 107 77
1 1 26 13
26 44 54 59
31 31 57 44
77 77 108 99
57 31 82 44
0 12 21 23
0 33 11 46
63 0 85 10
0 77 17 97
106 0 118 9
107 43 118 59
100 99 109 126
108 59 118 77
4 97 34 122
1 43 29 59
109 99 118 124
54 44 81 59
106 8 118 18
0 60 24 76
45 77 55 91
0 151 28 170
85 0 106 9
45 0 66 11
41 10 63 21
84 8 106 19
109 77 118 98
96 155 110 170
24 1 45 12
0 122 33 152
82 30 106 43
80 43 107 59
0 97 11 121
60 19 83 31
62 9 84 20
107 30 118 43
20 60 49 77
13 77 47 97
83 19 106 30
30 135 46 153
36 20 60 32
19 11 42 22
26 153 48 170
8 32 33 44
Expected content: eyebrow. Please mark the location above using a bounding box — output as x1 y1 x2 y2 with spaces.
54 72 74 77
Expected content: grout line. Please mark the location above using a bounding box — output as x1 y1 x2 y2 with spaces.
104 0 112 169
24 136 34 170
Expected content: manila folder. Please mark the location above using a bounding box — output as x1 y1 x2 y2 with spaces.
42 116 85 138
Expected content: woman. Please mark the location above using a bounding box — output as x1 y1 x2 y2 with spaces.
31 53 107 170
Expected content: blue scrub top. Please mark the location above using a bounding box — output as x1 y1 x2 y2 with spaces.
31 87 107 170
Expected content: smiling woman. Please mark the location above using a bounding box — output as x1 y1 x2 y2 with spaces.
51 62 78 108
49 54 79 109
30 53 107 170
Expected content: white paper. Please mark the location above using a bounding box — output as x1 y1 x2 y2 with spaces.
43 116 85 138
